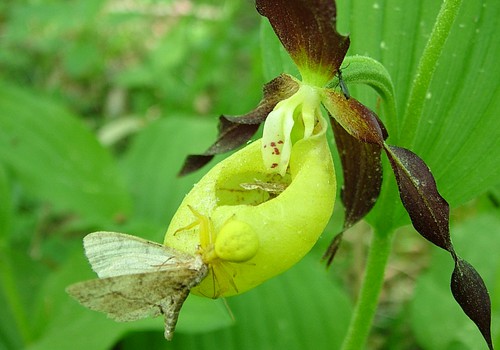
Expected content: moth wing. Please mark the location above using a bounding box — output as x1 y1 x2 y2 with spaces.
66 263 208 340
83 231 196 278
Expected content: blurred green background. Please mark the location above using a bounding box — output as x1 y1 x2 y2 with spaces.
0 0 499 349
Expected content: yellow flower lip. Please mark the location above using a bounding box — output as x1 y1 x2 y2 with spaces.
164 130 336 298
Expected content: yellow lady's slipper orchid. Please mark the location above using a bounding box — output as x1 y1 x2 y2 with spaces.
164 125 335 298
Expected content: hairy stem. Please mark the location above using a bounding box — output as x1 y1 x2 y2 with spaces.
341 229 395 350
400 0 463 146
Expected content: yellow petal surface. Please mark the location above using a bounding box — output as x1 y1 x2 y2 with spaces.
164 134 335 298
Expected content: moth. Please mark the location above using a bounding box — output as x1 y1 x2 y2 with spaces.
240 180 288 195
66 231 208 340
336 66 350 100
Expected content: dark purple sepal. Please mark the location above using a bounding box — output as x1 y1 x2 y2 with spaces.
256 0 349 84
384 145 452 252
178 74 299 176
451 258 493 350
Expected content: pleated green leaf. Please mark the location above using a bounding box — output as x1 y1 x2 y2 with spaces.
120 116 218 235
337 0 500 230
0 164 12 239
26 247 231 350
114 255 352 350
0 83 131 223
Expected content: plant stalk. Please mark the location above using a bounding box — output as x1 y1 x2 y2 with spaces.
400 0 463 146
340 229 395 350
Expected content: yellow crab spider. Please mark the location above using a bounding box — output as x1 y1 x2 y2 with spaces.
175 205 259 297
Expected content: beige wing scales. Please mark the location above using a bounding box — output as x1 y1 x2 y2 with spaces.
83 231 196 278
67 232 208 340
66 264 208 340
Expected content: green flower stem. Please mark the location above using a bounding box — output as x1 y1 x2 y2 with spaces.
401 0 463 146
341 1 462 347
341 229 395 350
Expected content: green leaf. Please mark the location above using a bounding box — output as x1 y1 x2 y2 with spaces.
116 255 352 350
0 164 12 241
0 83 131 223
26 245 231 350
0 251 27 350
327 55 398 131
341 0 500 209
120 116 219 235
406 0 500 205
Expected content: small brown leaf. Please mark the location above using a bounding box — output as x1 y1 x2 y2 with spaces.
323 117 383 266
178 120 260 176
256 0 350 84
330 117 383 228
386 145 493 348
451 258 493 350
385 145 452 252
226 74 300 124
323 92 385 145
322 232 343 267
